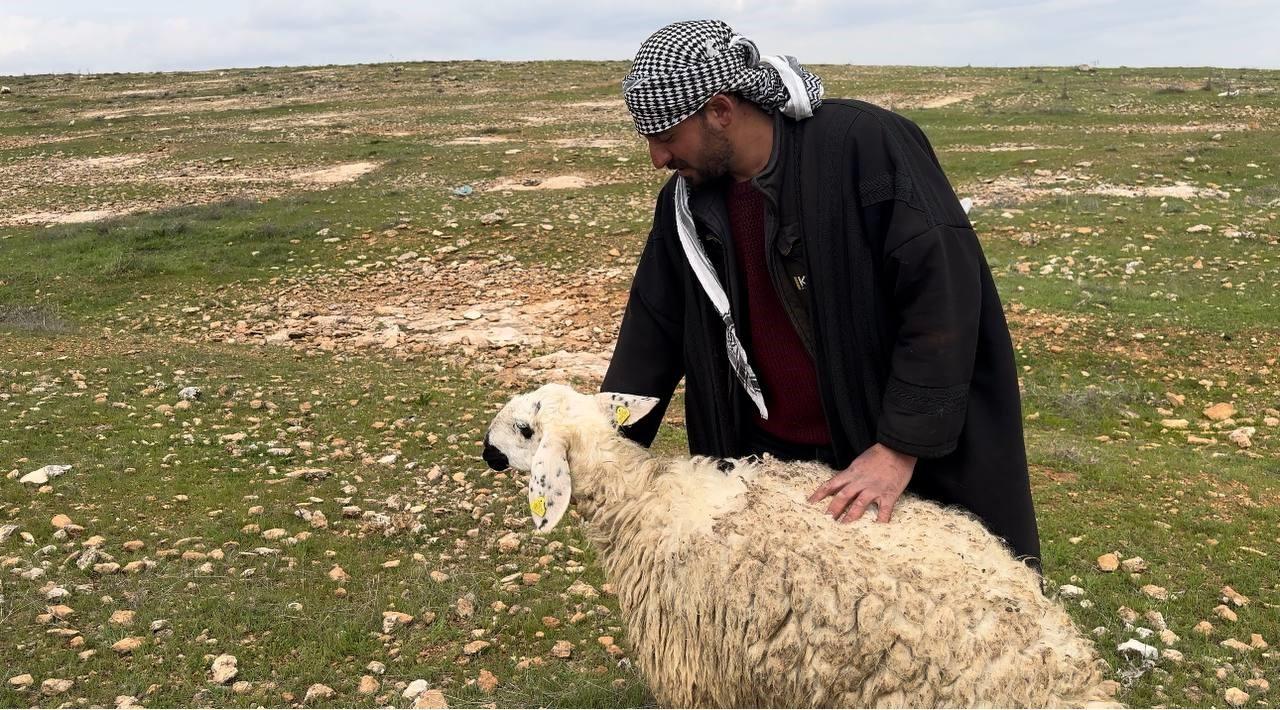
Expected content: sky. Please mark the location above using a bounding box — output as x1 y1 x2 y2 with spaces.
2 0 1278 76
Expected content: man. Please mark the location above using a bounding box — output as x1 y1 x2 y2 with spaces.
601 20 1040 567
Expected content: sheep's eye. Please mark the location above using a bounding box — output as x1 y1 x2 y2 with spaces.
517 423 534 439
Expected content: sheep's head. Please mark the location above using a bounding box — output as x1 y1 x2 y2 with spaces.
482 383 658 532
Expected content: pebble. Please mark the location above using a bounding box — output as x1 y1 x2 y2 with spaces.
403 679 429 699
1204 402 1237 421
328 565 350 582
1222 585 1250 606
382 611 414 633
41 678 73 695
110 610 135 625
1116 639 1158 659
8 674 34 688
477 669 498 694
567 580 599 598
21 465 72 485
210 653 238 683
551 640 574 658
366 661 385 675
1224 687 1249 707
1141 584 1168 601
1058 584 1085 598
358 675 379 694
111 636 144 654
1096 553 1120 572
463 640 490 655
1121 557 1148 573
1214 604 1239 622
413 689 448 708
1194 620 1215 635
304 683 335 704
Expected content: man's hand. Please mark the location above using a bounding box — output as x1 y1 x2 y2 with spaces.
807 443 917 523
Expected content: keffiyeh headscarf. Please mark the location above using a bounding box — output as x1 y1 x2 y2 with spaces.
622 20 825 419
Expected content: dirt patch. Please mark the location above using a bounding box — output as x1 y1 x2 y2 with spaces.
918 92 977 109
188 258 631 386
484 175 596 191
291 161 381 185
6 209 127 226
549 138 630 149
1088 183 1231 200
444 136 511 145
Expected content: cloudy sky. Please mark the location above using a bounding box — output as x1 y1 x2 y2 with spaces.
2 0 1277 76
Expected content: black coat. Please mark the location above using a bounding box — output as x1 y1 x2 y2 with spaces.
602 99 1040 564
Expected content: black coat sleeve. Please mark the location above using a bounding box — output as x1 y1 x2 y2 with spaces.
856 113 983 458
601 191 686 447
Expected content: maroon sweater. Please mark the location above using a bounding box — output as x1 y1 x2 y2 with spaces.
727 179 830 446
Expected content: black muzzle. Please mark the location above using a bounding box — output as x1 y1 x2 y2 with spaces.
482 435 509 471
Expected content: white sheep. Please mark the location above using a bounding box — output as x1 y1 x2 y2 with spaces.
483 383 1122 708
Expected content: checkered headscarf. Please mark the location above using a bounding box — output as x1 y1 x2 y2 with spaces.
622 20 825 135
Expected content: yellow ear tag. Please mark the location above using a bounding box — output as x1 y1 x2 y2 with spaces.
614 405 631 427
530 496 547 517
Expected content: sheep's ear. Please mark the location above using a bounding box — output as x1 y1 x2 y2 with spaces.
595 392 660 429
529 432 571 533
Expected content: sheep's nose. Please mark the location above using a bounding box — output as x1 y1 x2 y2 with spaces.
482 435 509 471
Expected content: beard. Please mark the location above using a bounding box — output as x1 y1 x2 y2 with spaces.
674 119 734 187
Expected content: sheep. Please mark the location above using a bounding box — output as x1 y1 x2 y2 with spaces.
483 383 1122 708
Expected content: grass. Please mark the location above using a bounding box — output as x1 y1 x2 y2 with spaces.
3 59 1279 708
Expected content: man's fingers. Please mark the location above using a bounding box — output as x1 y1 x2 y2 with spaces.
875 494 897 523
807 474 848 504
839 490 877 524
825 483 862 519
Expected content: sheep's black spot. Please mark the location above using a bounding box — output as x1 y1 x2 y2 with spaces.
517 422 534 439
716 459 734 473
743 454 761 465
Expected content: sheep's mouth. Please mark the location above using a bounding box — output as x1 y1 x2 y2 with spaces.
481 436 509 471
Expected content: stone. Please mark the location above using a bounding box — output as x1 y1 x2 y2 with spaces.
111 636 145 654
463 640 490 655
567 580 599 598
403 679 429 699
110 610 136 625
366 661 386 675
1220 638 1253 652
496 532 521 553
551 640 574 658
1160 648 1183 662
1116 639 1158 659
8 674 34 688
1214 604 1238 622
1228 427 1254 448
51 514 73 529
1160 418 1189 429
1249 632 1268 648
1204 402 1237 420
328 565 350 582
1224 687 1249 706
1096 553 1120 572
357 675 379 694
382 610 414 633
1140 584 1168 601
413 689 448 708
1121 557 1148 573
1058 584 1085 598
1222 585 1250 606
21 464 72 485
210 653 238 683
178 386 202 400
1193 620 1214 635
304 683 335 704
123 540 145 552
116 695 142 709
41 678 73 695
477 669 498 694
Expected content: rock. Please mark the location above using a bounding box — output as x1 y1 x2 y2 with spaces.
8 674 34 688
1246 678 1270 692
51 514 73 529
1160 648 1183 662
328 565 350 582
1117 606 1139 624
1186 224 1213 234
551 640 574 658
115 695 142 709
1193 620 1214 635
1160 418 1189 429
1204 402 1237 421
1058 584 1086 598
382 611 414 633
477 669 498 694
366 661 385 675
111 636 145 654
21 464 72 485
232 681 252 694
1220 638 1253 652
1228 427 1254 448
123 540 145 552
463 640 490 655
455 596 474 619
496 532 521 553
1143 610 1167 630
1116 639 1158 660
304 683 335 704
1121 557 1148 573
178 387 201 400
403 679 430 699
1222 585 1250 606
1224 687 1249 706
1159 629 1179 645
261 528 288 541
1214 604 1239 622
1249 632 1268 648
41 678 73 695
358 675 379 694
567 580 599 598
0 86 10 94
110 610 136 625
413 689 448 708
210 654 238 683
0 524 18 542
1141 584 1168 601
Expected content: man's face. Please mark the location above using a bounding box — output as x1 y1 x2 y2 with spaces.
644 111 734 187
